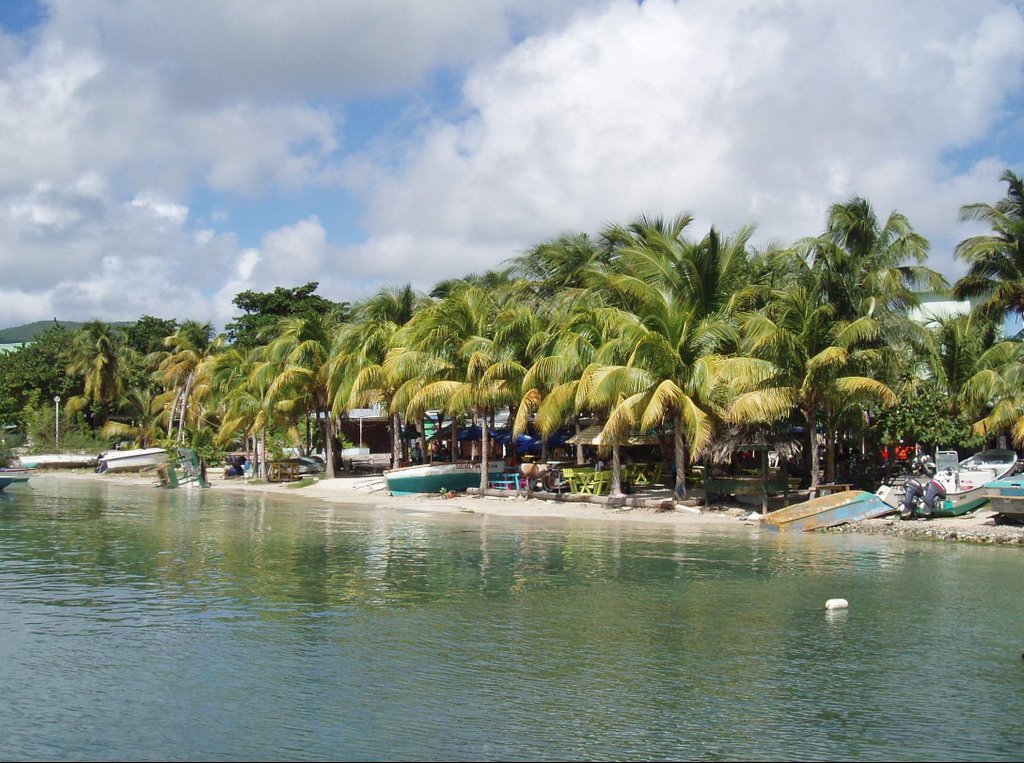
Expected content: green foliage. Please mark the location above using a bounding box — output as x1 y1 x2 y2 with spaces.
871 385 986 451
225 281 350 348
124 316 179 354
0 324 81 428
22 404 109 453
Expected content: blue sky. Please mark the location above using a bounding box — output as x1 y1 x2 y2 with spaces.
0 0 1021 330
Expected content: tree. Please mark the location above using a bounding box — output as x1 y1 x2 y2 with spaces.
65 320 130 427
953 169 1024 326
730 273 897 497
225 282 349 349
0 324 80 429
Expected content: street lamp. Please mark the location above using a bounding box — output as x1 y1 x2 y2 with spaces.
54 395 60 449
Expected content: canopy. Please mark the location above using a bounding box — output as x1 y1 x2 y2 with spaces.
566 424 659 446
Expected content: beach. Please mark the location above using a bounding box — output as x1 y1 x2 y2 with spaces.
25 469 1024 545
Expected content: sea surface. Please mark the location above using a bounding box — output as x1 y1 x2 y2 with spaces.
0 477 1022 762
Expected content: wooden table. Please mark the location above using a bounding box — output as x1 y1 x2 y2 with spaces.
268 461 300 482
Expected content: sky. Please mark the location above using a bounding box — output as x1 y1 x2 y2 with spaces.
0 0 1022 331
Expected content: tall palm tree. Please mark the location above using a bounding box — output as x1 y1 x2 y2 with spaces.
265 311 346 478
101 387 165 448
597 218 764 499
65 320 130 427
152 320 219 443
730 273 897 497
953 169 1024 326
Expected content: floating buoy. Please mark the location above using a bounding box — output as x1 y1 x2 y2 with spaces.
825 598 849 610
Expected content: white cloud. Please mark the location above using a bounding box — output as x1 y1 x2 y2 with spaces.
0 0 1023 329
353 0 1024 284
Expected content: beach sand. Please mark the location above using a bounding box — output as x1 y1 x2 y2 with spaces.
23 469 1024 544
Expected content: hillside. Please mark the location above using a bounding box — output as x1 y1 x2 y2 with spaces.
0 320 131 343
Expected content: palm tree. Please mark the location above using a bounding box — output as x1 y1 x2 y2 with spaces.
596 218 765 499
730 272 897 497
101 387 165 448
953 169 1024 326
265 311 346 478
65 320 130 427
151 320 219 443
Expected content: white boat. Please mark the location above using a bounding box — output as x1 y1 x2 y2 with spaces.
97 447 169 473
877 448 1018 516
16 453 98 469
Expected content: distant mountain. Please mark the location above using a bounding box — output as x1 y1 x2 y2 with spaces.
0 320 131 344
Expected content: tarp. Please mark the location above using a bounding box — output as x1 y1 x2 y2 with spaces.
566 424 660 446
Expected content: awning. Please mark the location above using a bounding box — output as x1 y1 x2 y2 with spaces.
566 424 660 446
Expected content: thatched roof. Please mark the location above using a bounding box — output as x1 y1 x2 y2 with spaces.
703 424 803 466
566 424 660 446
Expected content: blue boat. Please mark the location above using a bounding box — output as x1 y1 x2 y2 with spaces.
0 468 31 491
762 490 895 532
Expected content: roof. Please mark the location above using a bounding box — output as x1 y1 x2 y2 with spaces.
566 424 660 446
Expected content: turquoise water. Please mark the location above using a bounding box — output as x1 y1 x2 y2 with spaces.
0 477 1022 762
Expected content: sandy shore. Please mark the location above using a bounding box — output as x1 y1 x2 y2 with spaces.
24 469 1024 544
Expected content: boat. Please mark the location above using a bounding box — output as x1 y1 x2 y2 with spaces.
385 460 507 496
96 447 169 474
982 477 1024 519
15 453 98 469
876 448 1019 517
0 468 30 491
762 490 895 532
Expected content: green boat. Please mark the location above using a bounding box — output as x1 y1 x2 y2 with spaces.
384 460 508 496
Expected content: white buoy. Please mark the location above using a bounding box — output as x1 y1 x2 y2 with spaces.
825 598 849 610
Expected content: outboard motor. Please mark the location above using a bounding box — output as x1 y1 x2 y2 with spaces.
901 477 925 519
921 478 947 515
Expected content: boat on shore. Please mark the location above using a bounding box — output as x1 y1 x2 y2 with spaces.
385 460 507 496
982 477 1024 519
16 453 98 469
876 448 1019 517
97 447 169 474
0 468 31 490
762 490 895 532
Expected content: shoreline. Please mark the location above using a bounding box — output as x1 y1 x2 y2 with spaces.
22 469 1024 545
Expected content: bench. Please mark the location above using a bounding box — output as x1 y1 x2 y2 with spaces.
488 472 521 491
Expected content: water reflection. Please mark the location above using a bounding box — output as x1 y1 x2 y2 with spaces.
0 478 1022 761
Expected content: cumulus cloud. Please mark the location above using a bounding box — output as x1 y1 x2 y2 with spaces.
352 0 1024 285
0 0 1022 329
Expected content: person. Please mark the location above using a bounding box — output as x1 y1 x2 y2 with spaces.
594 456 605 472
411 442 423 464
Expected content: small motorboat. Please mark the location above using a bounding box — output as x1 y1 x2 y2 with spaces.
97 447 169 474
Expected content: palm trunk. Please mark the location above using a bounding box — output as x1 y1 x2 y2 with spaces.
323 409 337 479
673 412 687 500
177 371 195 443
480 416 490 492
610 443 623 497
807 407 820 499
259 429 268 481
825 425 836 483
391 413 402 470
575 416 584 465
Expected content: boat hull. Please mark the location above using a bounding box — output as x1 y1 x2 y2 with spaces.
0 469 31 490
97 448 169 473
763 490 895 532
385 461 507 495
984 478 1024 517
17 453 98 469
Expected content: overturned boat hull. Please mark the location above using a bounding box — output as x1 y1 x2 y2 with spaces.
763 490 895 532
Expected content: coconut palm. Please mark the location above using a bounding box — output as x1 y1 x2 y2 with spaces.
100 387 166 448
151 320 219 443
64 320 130 427
596 219 765 499
264 311 346 478
730 272 897 497
953 169 1024 326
